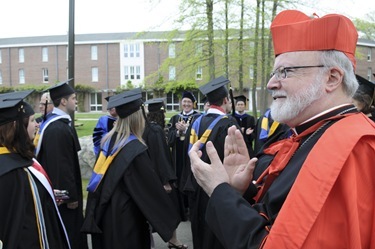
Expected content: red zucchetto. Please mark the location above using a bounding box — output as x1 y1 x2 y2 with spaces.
270 10 358 69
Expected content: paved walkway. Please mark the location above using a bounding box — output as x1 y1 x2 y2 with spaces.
87 221 193 249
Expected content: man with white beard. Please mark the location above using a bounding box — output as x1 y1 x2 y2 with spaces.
188 10 375 249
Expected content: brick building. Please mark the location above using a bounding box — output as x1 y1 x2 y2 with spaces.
0 32 374 112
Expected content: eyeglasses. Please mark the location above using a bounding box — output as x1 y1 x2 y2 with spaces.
270 65 325 80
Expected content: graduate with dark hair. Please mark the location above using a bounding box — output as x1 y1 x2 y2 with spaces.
0 90 70 249
183 76 239 249
36 81 87 249
82 89 180 249
143 98 188 249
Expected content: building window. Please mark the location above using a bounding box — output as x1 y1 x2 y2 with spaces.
19 48 24 63
0 49 2 64
90 92 103 111
196 43 203 55
124 66 129 80
135 44 140 57
136 66 141 79
91 45 98 60
92 67 98 82
368 67 372 80
130 66 135 79
42 68 49 83
42 47 48 62
196 66 202 80
129 44 134 58
66 46 69 61
19 69 25 84
368 48 372 62
169 66 176 80
169 43 176 58
124 44 129 58
0 70 2 84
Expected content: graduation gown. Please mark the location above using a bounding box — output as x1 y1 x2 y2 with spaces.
183 112 239 249
92 115 116 156
167 111 201 183
82 139 180 249
143 123 186 220
204 107 375 249
234 112 256 157
0 152 70 249
37 117 87 249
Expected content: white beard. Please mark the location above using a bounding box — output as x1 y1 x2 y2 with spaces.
270 75 324 124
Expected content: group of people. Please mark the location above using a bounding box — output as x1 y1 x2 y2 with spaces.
1 8 375 249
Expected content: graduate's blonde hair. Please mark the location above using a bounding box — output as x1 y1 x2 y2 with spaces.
101 108 145 149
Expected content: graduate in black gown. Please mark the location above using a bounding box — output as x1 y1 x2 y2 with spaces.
353 74 375 122
35 81 88 249
183 76 239 249
233 95 256 157
0 90 70 249
143 98 188 249
82 88 180 249
167 91 201 218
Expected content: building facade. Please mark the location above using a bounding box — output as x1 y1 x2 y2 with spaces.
0 33 374 113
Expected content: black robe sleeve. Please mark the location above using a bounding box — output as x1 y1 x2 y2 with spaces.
206 183 270 249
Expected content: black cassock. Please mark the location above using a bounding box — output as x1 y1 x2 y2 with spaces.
182 113 239 249
37 118 87 249
0 153 70 249
82 139 180 249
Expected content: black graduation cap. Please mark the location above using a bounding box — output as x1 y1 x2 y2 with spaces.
145 98 165 112
234 95 249 104
107 88 143 118
0 90 35 126
199 76 230 103
356 74 375 98
201 96 208 104
48 79 75 101
182 91 196 103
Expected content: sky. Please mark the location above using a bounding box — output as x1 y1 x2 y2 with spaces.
0 0 374 39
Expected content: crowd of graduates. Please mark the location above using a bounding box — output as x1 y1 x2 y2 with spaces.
1 8 375 249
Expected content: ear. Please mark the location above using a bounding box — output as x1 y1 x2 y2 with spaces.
326 67 344 93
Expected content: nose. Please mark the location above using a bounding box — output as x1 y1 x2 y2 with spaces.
267 76 281 90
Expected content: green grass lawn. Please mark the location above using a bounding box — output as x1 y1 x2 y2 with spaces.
74 111 179 138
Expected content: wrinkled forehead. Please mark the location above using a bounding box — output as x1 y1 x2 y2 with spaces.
274 51 320 67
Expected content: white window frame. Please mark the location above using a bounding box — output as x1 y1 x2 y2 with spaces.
91 45 98 60
169 66 176 80
19 48 24 63
135 44 140 57
130 66 135 79
124 44 129 58
0 70 2 84
0 49 2 64
124 66 129 80
19 69 25 84
368 47 372 62
42 68 49 83
136 66 141 79
129 44 134 58
42 47 48 62
196 66 202 80
169 43 176 58
92 67 98 82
